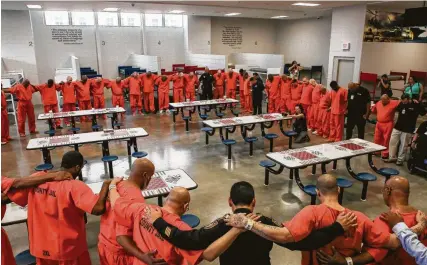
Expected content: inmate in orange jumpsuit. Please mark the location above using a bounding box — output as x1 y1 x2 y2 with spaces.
280 78 292 113
59 81 77 125
225 72 238 100
8 84 37 136
309 85 321 131
371 100 400 157
329 87 348 142
213 73 225 99
316 91 332 138
75 79 93 121
156 76 172 111
300 83 313 123
34 83 62 127
267 76 281 113
140 74 158 113
284 204 390 265
184 74 198 101
124 76 142 114
289 81 303 114
98 181 145 265
265 80 272 113
243 78 253 113
172 75 185 103
1 91 10 143
91 79 109 111
108 80 126 119
1 177 17 265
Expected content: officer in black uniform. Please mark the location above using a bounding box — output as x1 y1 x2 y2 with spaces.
346 82 371 139
150 181 349 265
250 77 265 115
198 67 214 100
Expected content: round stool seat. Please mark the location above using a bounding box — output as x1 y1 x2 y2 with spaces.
284 130 297 137
34 163 54 171
113 123 123 127
201 127 213 132
182 116 191 120
264 133 278 139
200 114 209 119
92 125 102 130
232 111 240 115
223 139 236 145
102 155 119 162
303 185 317 196
259 160 276 168
378 168 400 176
181 214 200 228
15 249 36 265
68 127 81 132
216 113 225 117
245 137 258 142
132 151 148 158
337 178 353 188
356 172 377 181
44 130 55 135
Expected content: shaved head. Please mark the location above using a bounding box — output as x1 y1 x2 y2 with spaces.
129 158 155 190
380 94 390 106
66 76 73 83
116 77 121 82
316 174 339 196
96 77 102 83
383 176 410 207
22 79 30 87
165 187 191 216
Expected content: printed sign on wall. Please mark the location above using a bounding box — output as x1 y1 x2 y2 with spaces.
221 26 243 49
51 28 83 45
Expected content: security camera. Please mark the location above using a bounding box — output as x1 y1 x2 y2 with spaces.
131 3 135 7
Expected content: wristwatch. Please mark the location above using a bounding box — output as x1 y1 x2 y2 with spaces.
345 257 353 265
108 184 117 191
245 219 254 231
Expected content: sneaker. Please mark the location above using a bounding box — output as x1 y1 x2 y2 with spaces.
383 158 397 163
323 135 328 139
20 134 26 138
396 160 404 166
159 110 164 114
307 128 312 131
1 141 7 145
312 131 317 135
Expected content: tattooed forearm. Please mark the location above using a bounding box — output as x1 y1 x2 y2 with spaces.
250 223 282 241
411 222 427 236
250 222 293 243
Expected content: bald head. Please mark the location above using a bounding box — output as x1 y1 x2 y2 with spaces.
386 176 410 195
66 76 73 83
380 94 390 106
383 176 410 207
316 174 339 196
165 187 191 216
96 77 102 83
129 158 155 189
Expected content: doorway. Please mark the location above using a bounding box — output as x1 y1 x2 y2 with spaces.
332 57 355 86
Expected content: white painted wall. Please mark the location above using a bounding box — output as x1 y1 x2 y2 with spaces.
187 16 211 54
228 53 284 69
276 17 332 84
211 17 278 55
327 4 367 85
185 53 227 70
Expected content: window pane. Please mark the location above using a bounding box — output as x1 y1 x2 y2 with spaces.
98 12 118 26
121 13 141 27
165 14 182 27
71 12 95 26
145 14 163 27
45 11 69 26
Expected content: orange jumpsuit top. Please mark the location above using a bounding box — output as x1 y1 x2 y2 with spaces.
91 79 110 96
75 80 92 101
114 199 204 265
171 76 185 90
1 91 7 110
290 82 303 101
319 91 332 109
2 177 18 265
238 74 245 91
156 76 172 93
99 181 145 254
6 175 99 260
34 84 61 105
300 84 314 105
268 76 281 99
280 79 291 100
109 81 126 96
372 100 400 123
243 78 251 96
9 84 36 101
124 77 142 95
331 87 348 115
284 204 390 265
214 73 225 87
140 74 158 93
225 72 238 91
365 211 427 265
312 85 321 104
60 82 77 104
184 75 198 91
265 80 271 98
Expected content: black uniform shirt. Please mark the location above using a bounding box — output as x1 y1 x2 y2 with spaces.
199 73 214 90
252 79 265 102
153 208 345 265
394 101 426 133
347 86 371 118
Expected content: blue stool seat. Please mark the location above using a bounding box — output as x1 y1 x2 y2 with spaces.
132 151 148 158
15 249 36 265
303 185 317 196
337 178 353 188
200 114 209 119
113 123 123 127
201 127 213 132
34 163 54 171
356 172 377 181
284 130 297 137
378 168 400 176
245 137 258 142
216 113 225 117
102 155 119 162
44 130 55 135
223 139 236 145
424 159 427 165
259 160 276 168
92 125 102 130
264 133 278 139
182 116 191 120
232 111 240 115
181 214 200 228
69 127 80 132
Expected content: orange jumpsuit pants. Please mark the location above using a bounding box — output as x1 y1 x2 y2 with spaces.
309 103 319 131
186 90 196 102
316 109 330 138
329 114 345 142
17 100 36 135
143 92 155 112
112 95 125 118
36 250 91 265
98 242 133 265
159 92 169 110
62 103 76 125
130 95 142 114
1 108 10 142
173 89 184 103
78 100 92 121
374 121 394 157
43 104 61 127
268 97 281 113
245 94 253 113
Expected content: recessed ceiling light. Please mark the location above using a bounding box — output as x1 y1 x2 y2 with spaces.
271 15 289 19
292 3 320 7
103 8 119 12
27 4 42 9
224 13 241 16
169 10 185 14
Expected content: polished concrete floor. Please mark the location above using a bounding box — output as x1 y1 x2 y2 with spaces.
2 103 427 265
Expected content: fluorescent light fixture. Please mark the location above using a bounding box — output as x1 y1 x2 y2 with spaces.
169 10 185 14
27 4 42 9
224 13 241 16
271 15 289 19
103 8 119 12
292 3 320 7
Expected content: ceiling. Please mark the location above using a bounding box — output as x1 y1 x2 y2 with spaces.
1 1 424 20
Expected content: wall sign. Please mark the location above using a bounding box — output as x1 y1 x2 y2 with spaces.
221 26 242 49
51 28 83 45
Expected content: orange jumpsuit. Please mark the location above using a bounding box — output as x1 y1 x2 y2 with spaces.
265 80 272 113
267 76 281 113
244 78 253 113
329 88 348 142
2 177 18 265
184 75 198 101
309 85 321 131
280 79 291 113
60 82 77 125
171 76 185 103
109 81 126 118
300 83 314 120
124 77 142 114
8 84 37 135
213 73 225 99
156 76 172 110
91 79 110 110
140 74 158 113
34 83 62 127
75 80 93 121
371 100 400 156
316 91 332 138
289 82 303 113
1 91 10 143
225 72 238 100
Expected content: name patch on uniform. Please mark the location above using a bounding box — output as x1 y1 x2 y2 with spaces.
34 187 56 198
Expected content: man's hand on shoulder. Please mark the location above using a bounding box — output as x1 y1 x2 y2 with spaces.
224 213 249 229
336 212 358 231
380 211 404 229
149 207 163 224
